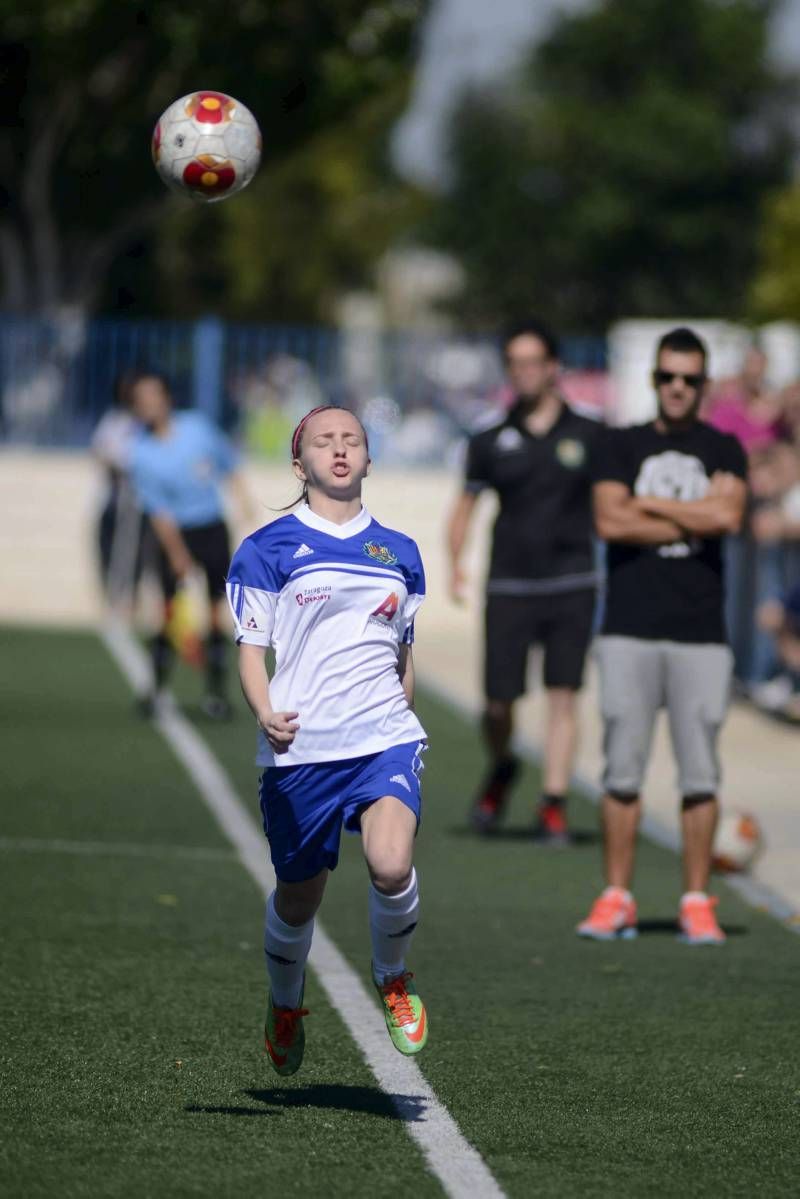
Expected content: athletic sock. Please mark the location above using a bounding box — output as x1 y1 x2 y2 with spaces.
150 632 174 691
205 629 227 698
540 793 566 809
604 885 633 902
681 890 708 903
264 892 313 1009
370 869 420 986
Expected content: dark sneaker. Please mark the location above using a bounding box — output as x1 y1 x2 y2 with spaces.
200 694 232 721
533 802 570 846
470 757 519 833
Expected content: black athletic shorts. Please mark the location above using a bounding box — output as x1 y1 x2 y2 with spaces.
484 589 596 700
157 519 231 602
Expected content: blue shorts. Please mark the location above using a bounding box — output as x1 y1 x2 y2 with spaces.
258 739 427 883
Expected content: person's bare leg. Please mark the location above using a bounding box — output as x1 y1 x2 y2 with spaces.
681 796 719 894
482 699 514 762
543 687 578 795
274 870 329 926
361 796 419 983
602 794 641 889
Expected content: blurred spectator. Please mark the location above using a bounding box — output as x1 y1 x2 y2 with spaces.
90 371 151 606
705 347 798 688
705 347 783 451
753 584 800 721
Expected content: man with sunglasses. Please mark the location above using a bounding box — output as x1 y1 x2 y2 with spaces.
578 326 747 945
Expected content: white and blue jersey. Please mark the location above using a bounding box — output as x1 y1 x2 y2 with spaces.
130 411 238 528
226 504 427 769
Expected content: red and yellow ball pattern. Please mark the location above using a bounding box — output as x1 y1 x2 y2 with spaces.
151 91 261 203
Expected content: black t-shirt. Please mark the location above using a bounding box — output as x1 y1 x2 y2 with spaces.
592 421 747 643
465 401 603 593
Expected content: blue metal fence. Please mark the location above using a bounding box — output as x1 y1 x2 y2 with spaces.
0 315 607 459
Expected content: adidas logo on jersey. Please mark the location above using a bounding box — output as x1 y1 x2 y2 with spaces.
293 543 314 559
390 773 411 793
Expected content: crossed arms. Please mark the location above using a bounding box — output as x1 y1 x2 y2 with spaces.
593 473 747 545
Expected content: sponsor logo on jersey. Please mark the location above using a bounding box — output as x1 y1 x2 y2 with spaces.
370 592 399 623
389 772 411 793
292 543 314 559
363 540 398 566
246 616 259 629
295 584 332 607
496 426 525 452
555 438 586 468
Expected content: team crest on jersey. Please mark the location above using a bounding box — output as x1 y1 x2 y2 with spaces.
555 438 585 468
363 540 398 566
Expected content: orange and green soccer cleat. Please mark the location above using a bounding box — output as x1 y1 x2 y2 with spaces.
678 893 726 946
576 886 638 940
374 971 428 1055
264 988 309 1076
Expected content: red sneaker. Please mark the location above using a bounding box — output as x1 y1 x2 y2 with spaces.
678 893 726 946
533 802 570 845
577 887 638 940
470 757 519 833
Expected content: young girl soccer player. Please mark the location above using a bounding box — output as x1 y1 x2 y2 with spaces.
226 405 428 1075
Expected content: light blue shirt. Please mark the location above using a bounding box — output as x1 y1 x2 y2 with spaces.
131 411 238 528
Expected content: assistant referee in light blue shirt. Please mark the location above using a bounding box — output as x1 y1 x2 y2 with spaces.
129 371 253 718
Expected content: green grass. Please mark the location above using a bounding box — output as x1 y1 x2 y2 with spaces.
2 627 798 1197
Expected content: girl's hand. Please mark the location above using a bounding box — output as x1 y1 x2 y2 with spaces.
260 710 300 754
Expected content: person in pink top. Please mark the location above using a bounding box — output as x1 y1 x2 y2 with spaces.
705 347 782 453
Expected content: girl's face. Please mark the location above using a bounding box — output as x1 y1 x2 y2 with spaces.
293 409 370 500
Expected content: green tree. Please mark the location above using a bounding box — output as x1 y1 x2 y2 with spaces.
152 73 430 322
432 0 795 330
750 182 800 320
0 0 424 316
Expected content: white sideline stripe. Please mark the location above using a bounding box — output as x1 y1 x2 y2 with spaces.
418 671 800 937
100 620 505 1199
0 836 235 862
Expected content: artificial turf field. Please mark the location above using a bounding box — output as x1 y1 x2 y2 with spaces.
1 626 798 1198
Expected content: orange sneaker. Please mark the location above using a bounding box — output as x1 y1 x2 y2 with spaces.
577 886 638 940
678 893 726 946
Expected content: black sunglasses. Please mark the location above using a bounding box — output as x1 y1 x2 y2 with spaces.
653 368 706 389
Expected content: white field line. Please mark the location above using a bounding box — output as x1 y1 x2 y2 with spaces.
0 836 235 862
101 620 505 1199
417 672 800 936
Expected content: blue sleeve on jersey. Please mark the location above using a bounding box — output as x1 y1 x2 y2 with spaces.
408 542 426 597
227 533 284 593
400 538 425 644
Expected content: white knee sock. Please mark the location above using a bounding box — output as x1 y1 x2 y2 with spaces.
370 869 420 986
264 891 314 1009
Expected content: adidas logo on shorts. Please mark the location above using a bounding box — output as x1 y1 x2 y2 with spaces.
390 773 411 793
293 543 314 559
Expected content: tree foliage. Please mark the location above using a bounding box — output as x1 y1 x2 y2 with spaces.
432 0 795 330
750 182 800 321
0 0 424 315
150 73 430 322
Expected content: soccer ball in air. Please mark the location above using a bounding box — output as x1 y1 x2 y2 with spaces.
712 811 762 873
152 91 261 202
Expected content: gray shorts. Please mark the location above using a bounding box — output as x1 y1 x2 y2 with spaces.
595 636 733 797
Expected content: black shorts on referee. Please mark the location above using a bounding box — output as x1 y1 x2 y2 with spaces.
157 519 231 602
484 589 596 701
